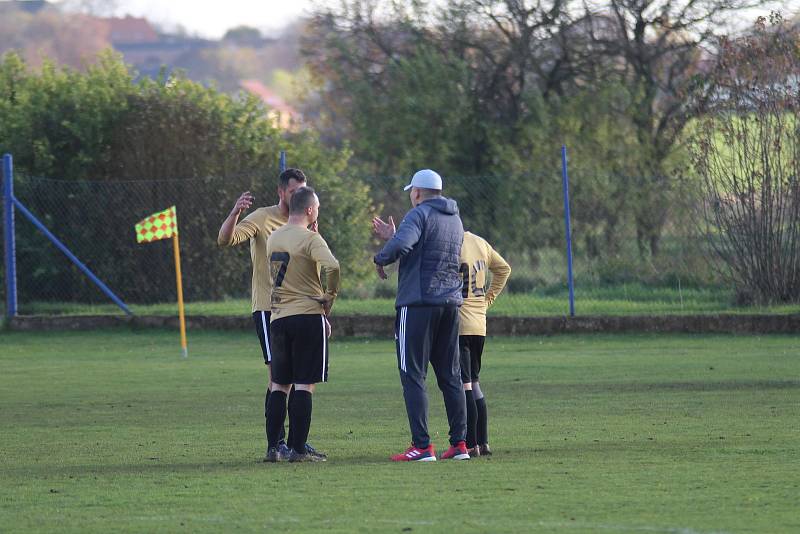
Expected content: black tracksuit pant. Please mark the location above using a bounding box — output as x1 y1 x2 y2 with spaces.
395 305 467 448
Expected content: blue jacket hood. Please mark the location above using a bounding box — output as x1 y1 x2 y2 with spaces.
424 196 459 215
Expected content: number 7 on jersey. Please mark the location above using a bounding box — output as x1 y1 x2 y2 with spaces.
270 252 290 288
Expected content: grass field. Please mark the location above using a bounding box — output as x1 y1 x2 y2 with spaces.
1 330 799 532
13 284 800 316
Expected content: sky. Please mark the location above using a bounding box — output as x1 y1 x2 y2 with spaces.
61 0 800 39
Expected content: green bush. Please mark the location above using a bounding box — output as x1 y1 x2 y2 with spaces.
0 51 373 304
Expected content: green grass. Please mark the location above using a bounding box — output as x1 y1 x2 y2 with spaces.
1 330 799 532
13 284 800 316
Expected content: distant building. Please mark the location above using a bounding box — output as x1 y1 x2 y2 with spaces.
0 0 49 14
239 79 299 130
114 35 216 79
107 15 160 45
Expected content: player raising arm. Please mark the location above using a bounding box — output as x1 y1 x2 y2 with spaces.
264 187 340 462
459 231 511 456
218 168 321 459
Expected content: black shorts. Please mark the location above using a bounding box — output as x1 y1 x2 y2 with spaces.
459 335 485 383
269 314 329 385
252 311 273 365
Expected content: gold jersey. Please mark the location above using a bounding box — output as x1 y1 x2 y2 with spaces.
266 224 340 321
218 205 287 313
459 232 511 336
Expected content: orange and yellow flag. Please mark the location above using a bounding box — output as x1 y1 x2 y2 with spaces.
135 206 177 243
133 205 188 357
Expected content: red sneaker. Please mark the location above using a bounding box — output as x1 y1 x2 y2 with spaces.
391 444 437 462
440 441 470 460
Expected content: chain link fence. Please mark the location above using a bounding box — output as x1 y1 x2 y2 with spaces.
2 173 257 312
1 169 713 316
365 172 710 294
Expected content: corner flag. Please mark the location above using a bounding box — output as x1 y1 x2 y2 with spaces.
134 206 188 358
135 206 177 243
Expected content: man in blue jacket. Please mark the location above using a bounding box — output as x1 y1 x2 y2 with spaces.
372 169 469 461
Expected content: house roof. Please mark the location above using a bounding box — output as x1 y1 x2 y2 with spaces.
239 79 296 115
107 15 159 45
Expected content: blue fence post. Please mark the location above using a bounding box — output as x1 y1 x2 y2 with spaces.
561 145 575 317
279 150 286 172
10 197 133 316
3 154 17 318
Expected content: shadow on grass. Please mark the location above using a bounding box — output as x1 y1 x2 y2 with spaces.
3 451 549 477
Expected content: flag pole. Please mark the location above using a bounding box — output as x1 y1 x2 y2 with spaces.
172 231 188 358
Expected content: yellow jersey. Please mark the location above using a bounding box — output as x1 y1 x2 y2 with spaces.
459 232 511 336
266 224 341 321
218 205 287 313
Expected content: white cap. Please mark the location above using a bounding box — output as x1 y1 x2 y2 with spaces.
404 169 442 191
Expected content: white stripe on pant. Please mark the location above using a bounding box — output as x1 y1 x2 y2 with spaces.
399 307 407 372
320 315 327 382
260 311 272 363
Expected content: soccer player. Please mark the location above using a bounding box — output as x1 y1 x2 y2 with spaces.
459 231 511 456
373 169 468 462
217 168 323 460
264 186 340 463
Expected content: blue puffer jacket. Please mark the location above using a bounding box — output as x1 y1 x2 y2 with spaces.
374 197 464 308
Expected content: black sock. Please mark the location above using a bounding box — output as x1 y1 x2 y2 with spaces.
284 384 295 445
289 390 313 454
476 396 488 445
266 390 287 450
264 388 271 444
267 388 288 445
465 389 478 448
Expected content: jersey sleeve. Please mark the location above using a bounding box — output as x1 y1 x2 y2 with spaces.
221 212 260 246
307 233 341 299
485 244 511 307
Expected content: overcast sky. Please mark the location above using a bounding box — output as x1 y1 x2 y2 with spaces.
88 0 800 39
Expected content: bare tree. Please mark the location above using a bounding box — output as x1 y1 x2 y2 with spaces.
690 14 800 304
0 9 112 69
437 1 577 113
304 0 585 172
584 0 773 256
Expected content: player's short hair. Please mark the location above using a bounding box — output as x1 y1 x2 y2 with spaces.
279 168 307 189
417 187 441 200
289 186 317 215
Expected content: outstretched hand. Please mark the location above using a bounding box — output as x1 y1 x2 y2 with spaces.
372 216 396 241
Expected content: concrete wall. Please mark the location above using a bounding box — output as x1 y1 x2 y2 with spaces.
7 314 800 335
